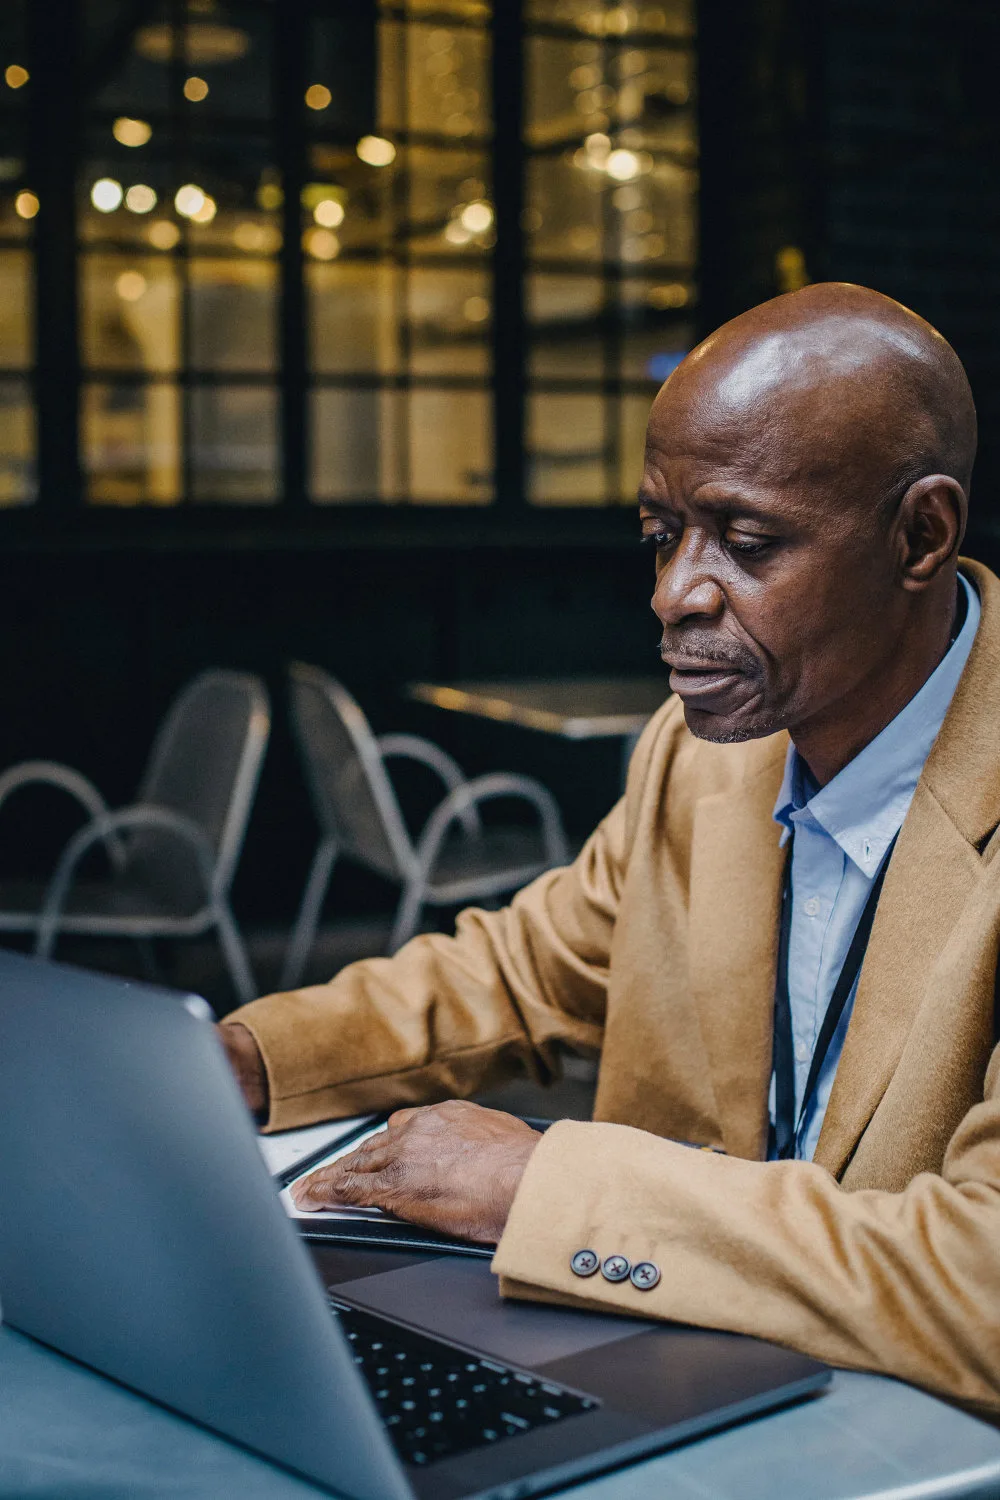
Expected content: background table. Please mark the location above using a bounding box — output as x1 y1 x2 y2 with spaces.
408 676 670 788
3 1320 999 1499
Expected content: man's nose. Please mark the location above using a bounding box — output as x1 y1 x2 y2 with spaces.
651 534 725 627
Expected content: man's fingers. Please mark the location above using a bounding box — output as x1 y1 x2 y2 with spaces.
293 1163 404 1212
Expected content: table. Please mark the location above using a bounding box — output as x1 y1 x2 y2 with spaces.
3 1319 999 1499
408 676 671 788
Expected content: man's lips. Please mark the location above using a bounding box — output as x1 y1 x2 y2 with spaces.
666 662 744 704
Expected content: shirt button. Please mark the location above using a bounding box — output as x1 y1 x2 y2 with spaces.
795 1040 810 1063
803 896 821 917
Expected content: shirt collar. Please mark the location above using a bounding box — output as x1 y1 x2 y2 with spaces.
773 573 981 875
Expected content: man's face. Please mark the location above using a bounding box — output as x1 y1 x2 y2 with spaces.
640 375 906 746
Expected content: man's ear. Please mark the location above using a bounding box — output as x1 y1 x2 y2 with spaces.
895 474 966 590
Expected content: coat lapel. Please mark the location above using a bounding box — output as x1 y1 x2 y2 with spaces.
815 558 1000 1176
688 744 787 1160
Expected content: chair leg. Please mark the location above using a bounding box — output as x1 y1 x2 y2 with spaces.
281 837 339 989
214 901 257 1007
388 879 426 955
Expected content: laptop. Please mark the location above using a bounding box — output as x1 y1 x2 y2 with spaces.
0 951 831 1499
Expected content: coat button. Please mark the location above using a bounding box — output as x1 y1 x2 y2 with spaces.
630 1261 661 1291
600 1254 631 1283
570 1249 599 1277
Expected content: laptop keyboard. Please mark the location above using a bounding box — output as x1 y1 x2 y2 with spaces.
328 1297 599 1469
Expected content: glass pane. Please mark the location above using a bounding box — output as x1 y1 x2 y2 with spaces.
409 267 490 376
405 22 490 140
189 384 277 502
619 276 693 378
81 254 180 373
309 261 400 375
528 272 603 379
408 389 490 503
188 257 277 373
527 392 607 505
82 381 180 505
0 378 34 505
0 249 30 366
525 2 694 40
619 391 652 501
407 146 493 260
311 387 403 503
527 154 603 262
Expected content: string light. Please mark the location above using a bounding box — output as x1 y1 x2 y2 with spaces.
5 65 28 89
356 135 396 167
14 190 38 219
91 178 124 212
183 76 209 102
303 227 339 260
113 117 152 147
190 194 217 224
605 149 640 182
313 198 344 228
305 83 332 110
125 184 157 213
115 270 147 302
174 183 206 218
148 220 180 249
459 200 493 233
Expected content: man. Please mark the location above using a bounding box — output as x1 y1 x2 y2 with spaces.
222 283 1000 1414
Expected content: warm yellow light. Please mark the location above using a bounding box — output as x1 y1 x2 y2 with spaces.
14 190 38 220
459 199 493 234
305 83 332 111
125 183 157 213
183 75 209 102
303 226 340 260
234 220 281 252
463 295 489 323
191 194 217 224
356 135 396 167
584 131 611 161
313 198 344 228
91 177 124 212
647 283 688 309
443 220 471 245
256 182 282 211
115 270 147 302
113 116 152 147
174 183 206 218
147 219 180 249
606 148 640 182
5 65 28 90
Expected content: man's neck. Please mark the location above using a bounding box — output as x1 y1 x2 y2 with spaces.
791 580 963 787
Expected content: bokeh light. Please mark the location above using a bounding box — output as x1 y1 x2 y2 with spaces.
113 117 152 147
91 178 124 212
125 184 157 213
356 135 396 167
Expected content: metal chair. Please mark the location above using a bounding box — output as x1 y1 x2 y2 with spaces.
281 662 570 988
0 670 270 1005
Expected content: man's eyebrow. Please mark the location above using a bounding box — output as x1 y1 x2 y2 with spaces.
638 489 784 522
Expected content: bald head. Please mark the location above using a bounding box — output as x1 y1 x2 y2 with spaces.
652 282 977 507
640 283 975 782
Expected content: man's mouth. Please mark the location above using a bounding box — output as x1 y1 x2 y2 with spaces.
664 661 744 706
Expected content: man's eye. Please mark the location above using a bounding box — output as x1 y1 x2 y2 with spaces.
640 529 676 550
725 533 774 557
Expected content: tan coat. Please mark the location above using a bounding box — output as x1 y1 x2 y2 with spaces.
233 557 1000 1415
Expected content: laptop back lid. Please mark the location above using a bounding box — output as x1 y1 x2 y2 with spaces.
0 950 411 1500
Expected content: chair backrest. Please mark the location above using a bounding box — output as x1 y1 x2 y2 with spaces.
126 670 270 908
288 663 415 882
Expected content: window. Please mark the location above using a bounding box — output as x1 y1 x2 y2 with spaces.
0 0 695 515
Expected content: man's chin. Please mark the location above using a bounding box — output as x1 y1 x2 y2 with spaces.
681 702 781 744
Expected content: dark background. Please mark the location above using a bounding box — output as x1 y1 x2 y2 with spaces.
4 0 999 1004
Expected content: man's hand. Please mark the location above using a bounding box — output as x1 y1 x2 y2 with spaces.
218 1022 268 1116
291 1100 541 1244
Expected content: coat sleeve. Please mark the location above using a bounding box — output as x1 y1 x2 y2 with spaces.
225 700 685 1131
492 1052 1000 1415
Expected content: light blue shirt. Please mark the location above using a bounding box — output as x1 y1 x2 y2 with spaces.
770 574 980 1160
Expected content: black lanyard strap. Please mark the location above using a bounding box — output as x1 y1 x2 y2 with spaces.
772 830 899 1160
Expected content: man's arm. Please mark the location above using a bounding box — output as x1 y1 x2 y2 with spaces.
491 1060 1000 1416
219 747 646 1128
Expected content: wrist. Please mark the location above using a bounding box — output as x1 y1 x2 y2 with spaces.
219 1021 269 1119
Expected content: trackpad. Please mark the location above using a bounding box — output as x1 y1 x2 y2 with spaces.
333 1256 653 1367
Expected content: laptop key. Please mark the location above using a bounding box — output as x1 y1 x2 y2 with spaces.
327 1300 600 1469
